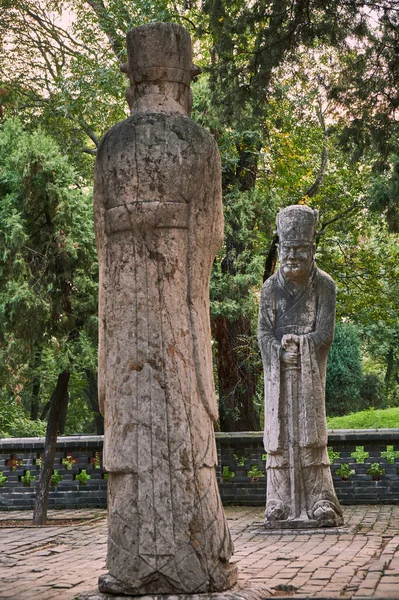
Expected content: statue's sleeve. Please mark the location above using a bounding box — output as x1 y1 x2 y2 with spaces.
188 136 224 423
298 272 336 447
258 280 283 453
93 143 108 416
303 272 336 362
258 280 280 356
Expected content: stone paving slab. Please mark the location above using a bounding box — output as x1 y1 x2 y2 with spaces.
0 506 399 599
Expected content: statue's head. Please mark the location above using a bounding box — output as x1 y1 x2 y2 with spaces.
124 23 200 116
276 205 318 283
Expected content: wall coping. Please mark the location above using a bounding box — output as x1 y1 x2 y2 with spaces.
1 429 399 450
0 435 104 450
215 430 399 443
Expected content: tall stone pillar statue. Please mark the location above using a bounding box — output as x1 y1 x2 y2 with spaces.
258 205 344 529
94 22 238 595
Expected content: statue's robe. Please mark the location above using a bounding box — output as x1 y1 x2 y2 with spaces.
258 265 335 455
94 112 236 593
258 265 342 522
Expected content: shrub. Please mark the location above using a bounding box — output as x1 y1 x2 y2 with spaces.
51 470 63 486
75 469 91 485
326 323 364 416
327 406 399 429
367 463 385 481
335 463 356 480
21 470 36 486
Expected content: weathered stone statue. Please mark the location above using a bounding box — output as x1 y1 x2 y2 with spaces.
93 22 237 595
258 205 344 529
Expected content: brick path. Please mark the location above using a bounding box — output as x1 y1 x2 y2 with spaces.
0 505 398 599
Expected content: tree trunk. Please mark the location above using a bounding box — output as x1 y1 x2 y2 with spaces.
29 351 42 420
40 400 51 420
212 315 260 431
263 234 279 282
57 384 69 436
84 370 104 434
210 139 263 432
32 370 70 525
30 373 41 421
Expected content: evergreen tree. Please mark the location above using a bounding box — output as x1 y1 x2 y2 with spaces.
0 118 98 432
326 323 364 417
1 0 399 429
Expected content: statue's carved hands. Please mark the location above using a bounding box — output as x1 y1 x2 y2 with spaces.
281 334 299 365
282 333 300 349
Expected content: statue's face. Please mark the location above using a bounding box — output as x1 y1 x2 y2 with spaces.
279 242 314 282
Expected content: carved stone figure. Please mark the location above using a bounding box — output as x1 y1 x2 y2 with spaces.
258 205 344 529
94 22 237 595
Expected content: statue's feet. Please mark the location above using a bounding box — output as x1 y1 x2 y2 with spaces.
311 500 344 527
265 499 289 523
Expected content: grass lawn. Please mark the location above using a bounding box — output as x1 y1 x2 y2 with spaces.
327 406 399 429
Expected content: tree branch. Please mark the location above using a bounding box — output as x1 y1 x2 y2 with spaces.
85 0 126 63
302 102 328 199
318 201 360 234
78 120 100 147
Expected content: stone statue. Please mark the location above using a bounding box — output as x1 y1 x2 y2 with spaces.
258 205 344 529
93 22 237 595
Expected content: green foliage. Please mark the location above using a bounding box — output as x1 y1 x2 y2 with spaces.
50 469 63 486
1 2 399 433
247 465 264 482
0 397 46 438
326 323 364 417
368 156 399 233
360 374 385 410
0 472 7 486
64 369 99 434
323 223 399 350
350 446 369 464
361 318 399 408
327 447 340 464
327 407 399 430
335 463 355 480
75 469 91 485
92 452 101 469
221 465 235 482
0 0 183 177
381 445 399 464
0 117 98 433
331 8 399 165
203 0 365 126
210 185 274 322
233 453 246 466
21 470 36 486
367 463 385 480
62 454 77 470
8 456 22 471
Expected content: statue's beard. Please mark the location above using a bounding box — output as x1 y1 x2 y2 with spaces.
282 260 313 282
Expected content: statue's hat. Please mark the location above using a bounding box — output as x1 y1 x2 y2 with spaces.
126 23 194 86
276 205 318 243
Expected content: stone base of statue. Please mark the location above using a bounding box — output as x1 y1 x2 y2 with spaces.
97 569 239 597
264 454 345 531
76 585 273 600
264 517 319 530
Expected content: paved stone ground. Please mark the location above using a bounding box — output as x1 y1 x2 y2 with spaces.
0 505 398 600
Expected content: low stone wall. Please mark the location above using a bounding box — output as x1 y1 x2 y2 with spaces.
1 430 399 509
216 429 399 505
0 436 107 510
